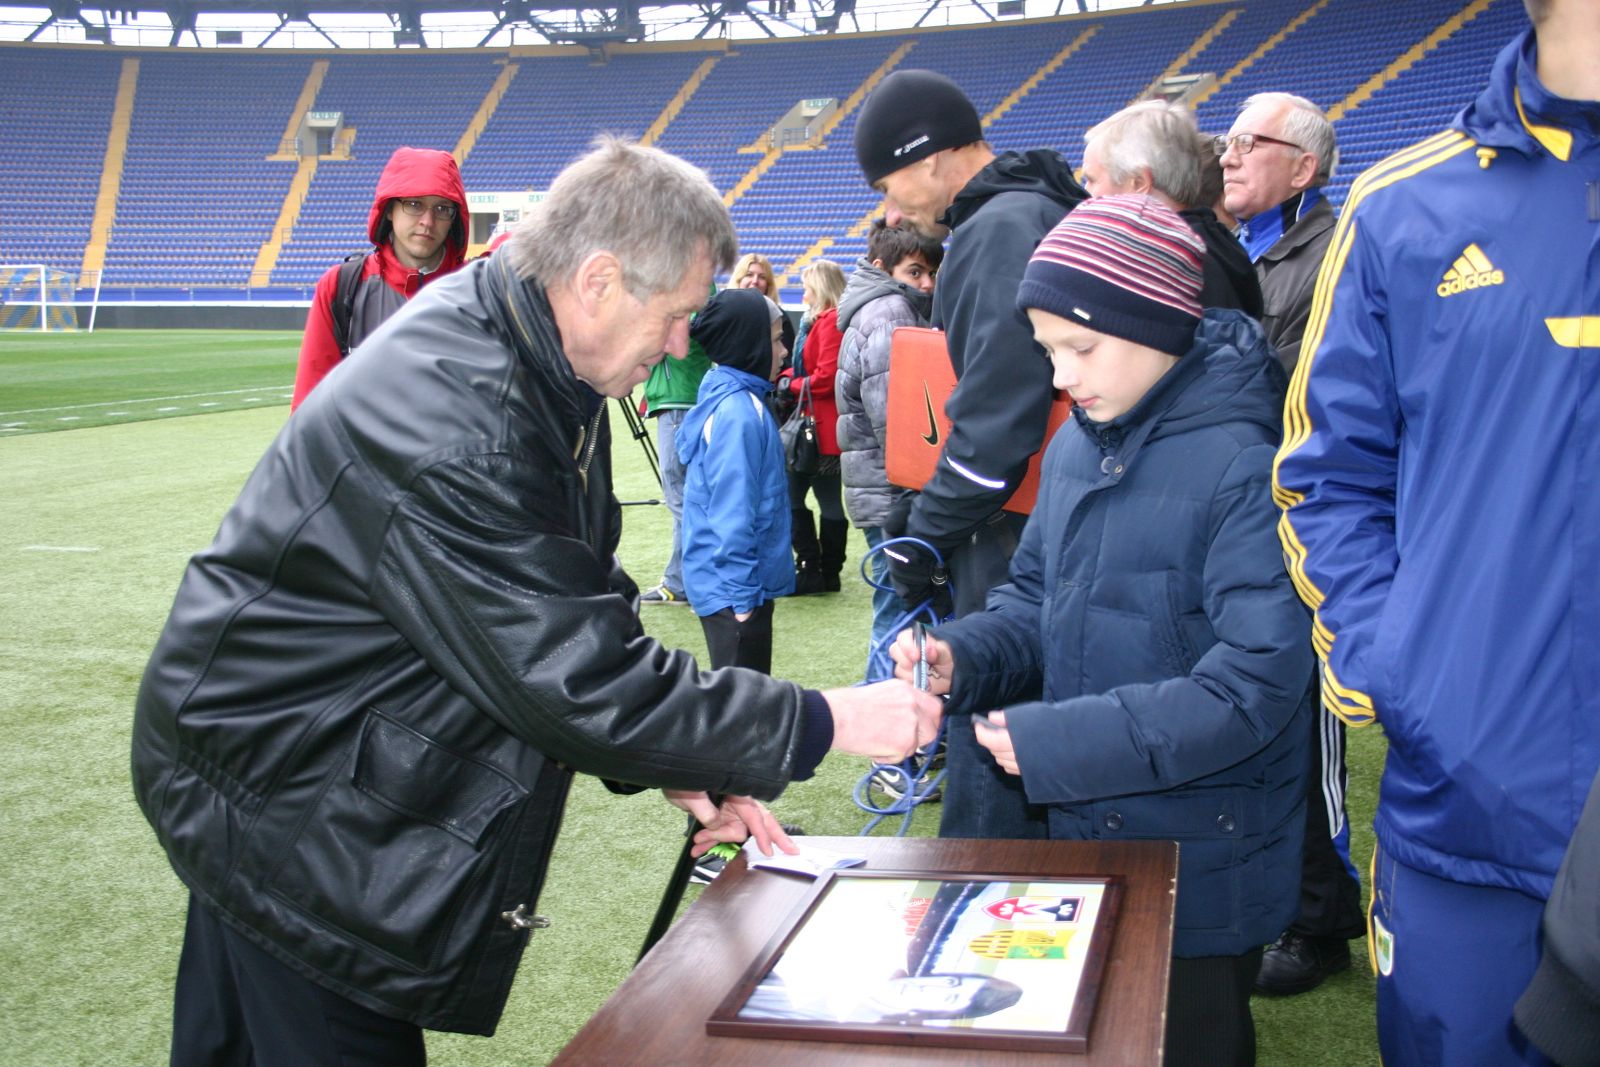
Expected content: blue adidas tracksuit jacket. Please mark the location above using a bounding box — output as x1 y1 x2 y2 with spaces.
1274 27 1600 902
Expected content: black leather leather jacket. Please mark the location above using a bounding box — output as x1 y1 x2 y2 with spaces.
132 253 811 1034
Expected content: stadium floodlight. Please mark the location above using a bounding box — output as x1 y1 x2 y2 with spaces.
0 265 81 333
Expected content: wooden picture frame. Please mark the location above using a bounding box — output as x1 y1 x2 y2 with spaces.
707 869 1123 1053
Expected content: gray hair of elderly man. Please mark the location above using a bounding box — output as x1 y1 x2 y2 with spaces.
1085 100 1206 210
1239 92 1339 186
507 136 738 298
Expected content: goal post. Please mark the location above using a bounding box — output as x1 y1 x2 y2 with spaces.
0 264 80 332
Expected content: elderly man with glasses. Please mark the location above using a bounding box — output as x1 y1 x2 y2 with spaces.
291 146 471 407
1217 93 1365 1002
1216 92 1338 375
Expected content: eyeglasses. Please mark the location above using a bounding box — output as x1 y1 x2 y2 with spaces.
395 198 459 221
1212 132 1305 157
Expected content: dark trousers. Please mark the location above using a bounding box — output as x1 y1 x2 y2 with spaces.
171 895 426 1067
1291 704 1365 940
698 600 774 671
1165 948 1264 1067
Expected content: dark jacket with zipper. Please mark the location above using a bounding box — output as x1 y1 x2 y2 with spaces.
906 149 1087 558
131 251 826 1035
934 310 1312 957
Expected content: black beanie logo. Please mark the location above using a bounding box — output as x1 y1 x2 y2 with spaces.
893 134 931 158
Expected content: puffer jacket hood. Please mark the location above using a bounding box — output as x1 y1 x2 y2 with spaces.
941 148 1087 232
838 258 932 330
368 146 470 264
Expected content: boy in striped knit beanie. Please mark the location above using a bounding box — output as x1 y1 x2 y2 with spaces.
890 195 1310 1067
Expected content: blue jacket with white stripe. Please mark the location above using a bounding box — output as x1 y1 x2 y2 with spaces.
1273 27 1600 896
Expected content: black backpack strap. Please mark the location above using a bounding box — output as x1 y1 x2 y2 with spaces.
331 251 372 360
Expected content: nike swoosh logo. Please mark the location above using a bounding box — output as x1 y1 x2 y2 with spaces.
920 382 940 446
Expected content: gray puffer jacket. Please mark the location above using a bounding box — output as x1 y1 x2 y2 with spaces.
834 259 932 528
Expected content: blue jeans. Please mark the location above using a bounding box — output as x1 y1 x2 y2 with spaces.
861 526 901 682
656 408 688 595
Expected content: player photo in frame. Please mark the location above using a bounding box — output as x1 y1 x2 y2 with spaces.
707 869 1122 1053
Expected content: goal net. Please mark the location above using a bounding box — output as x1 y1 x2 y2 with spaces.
0 265 79 332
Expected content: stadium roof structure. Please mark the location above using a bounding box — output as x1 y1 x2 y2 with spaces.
4 0 1178 47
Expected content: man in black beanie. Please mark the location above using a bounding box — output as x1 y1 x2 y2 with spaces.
853 69 1087 840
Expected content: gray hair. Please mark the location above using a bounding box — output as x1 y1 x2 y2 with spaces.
507 136 737 297
1241 92 1338 185
1085 101 1204 209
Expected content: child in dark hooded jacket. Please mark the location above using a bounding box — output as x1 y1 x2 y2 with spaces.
892 195 1313 1067
677 287 795 671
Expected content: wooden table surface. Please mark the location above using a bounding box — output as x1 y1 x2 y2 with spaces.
553 836 1177 1066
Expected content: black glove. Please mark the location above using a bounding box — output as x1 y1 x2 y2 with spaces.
882 492 915 539
883 539 953 618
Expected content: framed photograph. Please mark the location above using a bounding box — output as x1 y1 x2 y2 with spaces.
706 869 1122 1053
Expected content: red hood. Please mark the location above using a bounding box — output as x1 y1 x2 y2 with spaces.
367 146 470 264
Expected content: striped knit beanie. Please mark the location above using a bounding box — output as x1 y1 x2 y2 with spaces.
1017 194 1205 357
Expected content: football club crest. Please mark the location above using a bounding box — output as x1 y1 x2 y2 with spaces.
968 928 1078 960
984 896 1082 924
1373 913 1395 977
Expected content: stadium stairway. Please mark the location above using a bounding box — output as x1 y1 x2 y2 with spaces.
1188 0 1335 111
723 40 914 211
80 57 139 283
252 60 331 285
453 61 520 167
1328 0 1498 121
640 55 723 147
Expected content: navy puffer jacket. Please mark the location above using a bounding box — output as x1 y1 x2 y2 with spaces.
936 310 1313 957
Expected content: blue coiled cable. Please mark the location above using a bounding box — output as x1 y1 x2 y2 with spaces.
853 536 952 837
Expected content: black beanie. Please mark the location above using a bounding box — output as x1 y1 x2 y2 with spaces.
854 70 983 187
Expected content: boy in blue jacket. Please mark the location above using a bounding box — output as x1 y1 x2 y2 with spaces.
678 287 795 671
892 195 1313 1067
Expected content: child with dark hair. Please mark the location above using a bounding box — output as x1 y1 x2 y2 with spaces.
892 195 1312 1067
836 219 945 678
677 287 795 672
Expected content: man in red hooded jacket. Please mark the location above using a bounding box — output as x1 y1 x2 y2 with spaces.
290 146 470 408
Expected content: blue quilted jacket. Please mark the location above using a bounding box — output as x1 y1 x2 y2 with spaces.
938 310 1313 957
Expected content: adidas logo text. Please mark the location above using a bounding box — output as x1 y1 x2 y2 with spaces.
1437 243 1505 297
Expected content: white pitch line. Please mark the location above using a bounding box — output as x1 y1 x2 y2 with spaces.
157 406 180 412
21 545 102 553
0 385 295 416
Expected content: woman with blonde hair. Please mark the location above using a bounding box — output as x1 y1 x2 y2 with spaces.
732 252 794 356
777 259 849 594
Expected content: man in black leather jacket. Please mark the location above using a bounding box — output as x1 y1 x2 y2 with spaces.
132 137 940 1065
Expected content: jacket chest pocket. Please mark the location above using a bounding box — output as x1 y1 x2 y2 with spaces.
266 709 529 972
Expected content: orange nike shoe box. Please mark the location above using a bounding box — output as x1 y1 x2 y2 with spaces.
885 326 1073 516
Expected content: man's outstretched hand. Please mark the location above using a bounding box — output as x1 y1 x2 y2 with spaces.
822 680 943 766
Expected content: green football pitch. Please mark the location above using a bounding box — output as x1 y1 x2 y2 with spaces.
0 329 1378 1064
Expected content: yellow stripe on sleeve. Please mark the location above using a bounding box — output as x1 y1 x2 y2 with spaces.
1274 130 1477 729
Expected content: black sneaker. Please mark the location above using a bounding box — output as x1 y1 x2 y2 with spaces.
1254 932 1351 996
690 842 741 884
640 585 687 606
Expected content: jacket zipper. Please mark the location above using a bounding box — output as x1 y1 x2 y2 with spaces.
575 407 602 493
